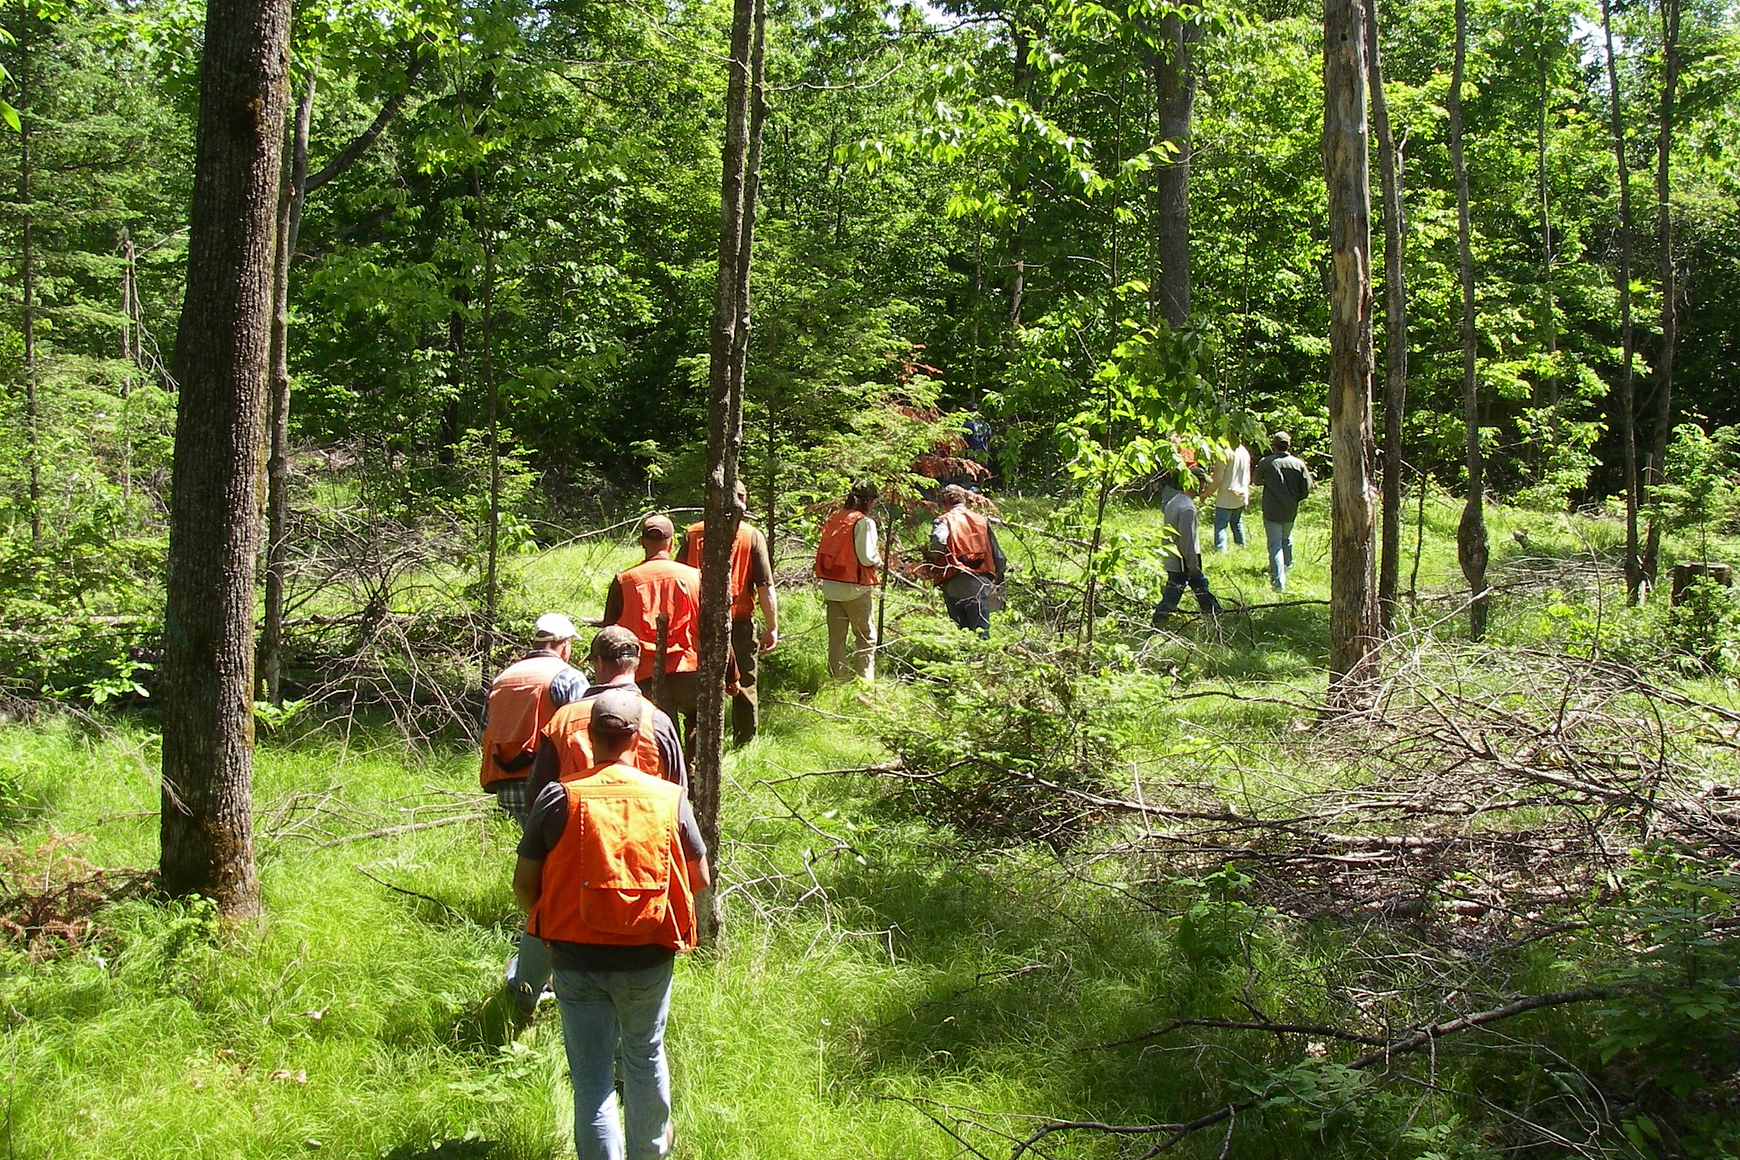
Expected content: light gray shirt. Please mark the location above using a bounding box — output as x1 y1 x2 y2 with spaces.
1160 486 1202 574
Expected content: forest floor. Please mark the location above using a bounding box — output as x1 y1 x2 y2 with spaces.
4 491 1740 1160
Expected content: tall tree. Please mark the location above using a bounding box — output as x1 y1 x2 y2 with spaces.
1642 0 1682 584
1150 9 1199 326
1600 0 1643 602
1323 0 1379 697
1449 0 1489 637
259 49 423 704
14 8 39 548
160 0 293 915
694 0 767 945
1366 0 1407 632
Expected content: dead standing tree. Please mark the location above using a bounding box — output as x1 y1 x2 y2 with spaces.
160 0 294 915
694 0 768 946
1450 0 1490 638
1322 0 1380 700
260 52 425 705
1366 0 1408 633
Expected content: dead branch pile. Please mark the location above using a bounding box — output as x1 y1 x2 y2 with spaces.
257 786 492 848
1093 646 1740 933
0 839 157 959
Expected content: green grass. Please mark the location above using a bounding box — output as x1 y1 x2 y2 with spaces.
2 495 1738 1158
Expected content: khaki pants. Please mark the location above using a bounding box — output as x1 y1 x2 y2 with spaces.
825 591 876 681
730 617 758 745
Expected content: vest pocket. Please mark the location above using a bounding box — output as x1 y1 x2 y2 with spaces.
574 792 675 936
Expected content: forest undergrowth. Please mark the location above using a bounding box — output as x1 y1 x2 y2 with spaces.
2 493 1739 1159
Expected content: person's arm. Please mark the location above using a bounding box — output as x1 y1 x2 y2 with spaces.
749 529 778 651
601 577 624 626
927 516 949 562
525 735 561 801
1298 462 1314 503
548 667 586 708
757 585 779 652
988 525 1007 583
677 796 711 889
653 711 687 787
1179 503 1203 575
855 516 882 568
513 857 543 912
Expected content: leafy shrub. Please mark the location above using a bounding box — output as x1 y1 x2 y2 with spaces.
879 631 1118 849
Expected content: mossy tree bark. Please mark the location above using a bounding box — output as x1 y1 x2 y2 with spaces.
1323 0 1380 701
160 0 293 916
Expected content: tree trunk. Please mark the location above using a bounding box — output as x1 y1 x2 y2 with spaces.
1535 4 1559 475
1641 0 1681 585
1449 0 1488 638
16 17 39 549
694 0 766 947
260 57 419 703
471 166 502 676
1600 0 1642 602
160 0 293 917
259 74 313 706
1150 13 1198 327
1323 0 1380 699
1366 0 1407 633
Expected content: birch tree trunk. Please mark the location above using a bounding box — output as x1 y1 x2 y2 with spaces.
1323 0 1380 700
1450 0 1489 638
160 0 293 916
1150 12 1198 327
1366 0 1407 633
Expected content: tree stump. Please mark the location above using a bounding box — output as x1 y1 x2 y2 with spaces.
1672 562 1732 605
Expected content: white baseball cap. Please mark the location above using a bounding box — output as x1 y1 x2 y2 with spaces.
533 612 578 642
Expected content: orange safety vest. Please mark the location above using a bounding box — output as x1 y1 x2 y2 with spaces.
814 509 880 587
479 654 571 789
937 505 995 581
527 763 698 952
543 693 670 783
615 558 701 682
678 520 759 620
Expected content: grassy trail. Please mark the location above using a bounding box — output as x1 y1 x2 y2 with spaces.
3 493 1736 1158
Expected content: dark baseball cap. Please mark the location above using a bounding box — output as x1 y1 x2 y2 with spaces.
589 626 642 661
590 688 644 738
639 514 675 540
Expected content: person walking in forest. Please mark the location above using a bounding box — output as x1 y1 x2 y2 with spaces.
602 515 701 743
927 484 1006 637
479 613 587 822
480 613 587 1018
528 627 687 800
675 480 778 744
1150 468 1224 624
506 627 687 1015
514 689 709 1160
815 481 885 681
1254 431 1314 592
1212 440 1252 551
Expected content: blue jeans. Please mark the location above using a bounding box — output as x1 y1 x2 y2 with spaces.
554 959 676 1160
1264 519 1295 591
1212 506 1245 551
942 573 992 637
498 784 554 1010
1151 570 1221 622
